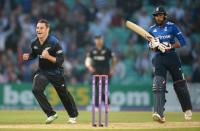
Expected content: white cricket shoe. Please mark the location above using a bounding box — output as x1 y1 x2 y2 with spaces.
67 117 77 124
184 110 192 120
45 114 58 124
152 112 166 123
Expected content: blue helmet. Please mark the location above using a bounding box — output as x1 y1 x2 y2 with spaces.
152 6 167 16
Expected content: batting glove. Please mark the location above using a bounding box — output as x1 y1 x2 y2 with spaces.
149 38 160 49
158 42 172 53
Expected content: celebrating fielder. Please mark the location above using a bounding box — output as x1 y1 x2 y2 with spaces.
148 7 192 123
23 19 78 124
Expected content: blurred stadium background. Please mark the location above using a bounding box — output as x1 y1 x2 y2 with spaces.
0 0 200 111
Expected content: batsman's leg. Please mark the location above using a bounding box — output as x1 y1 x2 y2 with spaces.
152 76 166 123
174 80 192 120
168 53 192 120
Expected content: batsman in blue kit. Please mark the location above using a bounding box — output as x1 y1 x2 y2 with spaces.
148 7 192 123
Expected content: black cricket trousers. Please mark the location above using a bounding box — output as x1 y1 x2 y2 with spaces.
32 70 78 117
152 52 183 81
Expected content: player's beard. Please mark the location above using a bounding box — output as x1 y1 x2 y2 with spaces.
154 16 165 26
155 19 165 26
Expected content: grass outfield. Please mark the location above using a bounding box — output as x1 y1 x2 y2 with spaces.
0 110 199 130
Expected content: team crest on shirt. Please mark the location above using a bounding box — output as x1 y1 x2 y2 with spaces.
101 50 106 54
33 46 38 49
153 29 157 32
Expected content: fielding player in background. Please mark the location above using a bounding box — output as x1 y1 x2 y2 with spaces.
85 34 117 109
148 7 192 123
23 19 78 124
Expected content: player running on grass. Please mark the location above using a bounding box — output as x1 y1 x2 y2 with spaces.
23 19 78 124
148 7 192 123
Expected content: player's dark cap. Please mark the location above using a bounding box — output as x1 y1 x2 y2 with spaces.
153 6 166 16
94 33 103 39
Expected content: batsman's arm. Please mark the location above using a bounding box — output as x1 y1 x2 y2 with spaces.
171 42 181 48
155 42 181 53
159 24 185 50
173 24 186 48
126 21 165 52
147 28 166 53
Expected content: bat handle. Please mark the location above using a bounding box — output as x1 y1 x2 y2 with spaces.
145 35 154 42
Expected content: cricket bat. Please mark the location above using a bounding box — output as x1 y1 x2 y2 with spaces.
125 20 165 52
125 20 154 42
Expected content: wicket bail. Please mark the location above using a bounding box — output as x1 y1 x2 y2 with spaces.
92 75 109 127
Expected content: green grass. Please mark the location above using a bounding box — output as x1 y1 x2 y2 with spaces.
0 110 199 131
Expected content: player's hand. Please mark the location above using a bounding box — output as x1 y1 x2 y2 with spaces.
109 68 115 76
41 49 50 59
158 42 172 53
88 66 95 73
161 42 172 50
149 38 160 49
22 53 29 61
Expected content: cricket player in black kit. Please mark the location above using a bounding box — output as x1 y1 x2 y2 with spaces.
23 19 78 124
85 34 117 108
148 7 192 123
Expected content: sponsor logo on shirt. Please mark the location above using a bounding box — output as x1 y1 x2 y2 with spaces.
157 35 171 39
94 56 105 61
